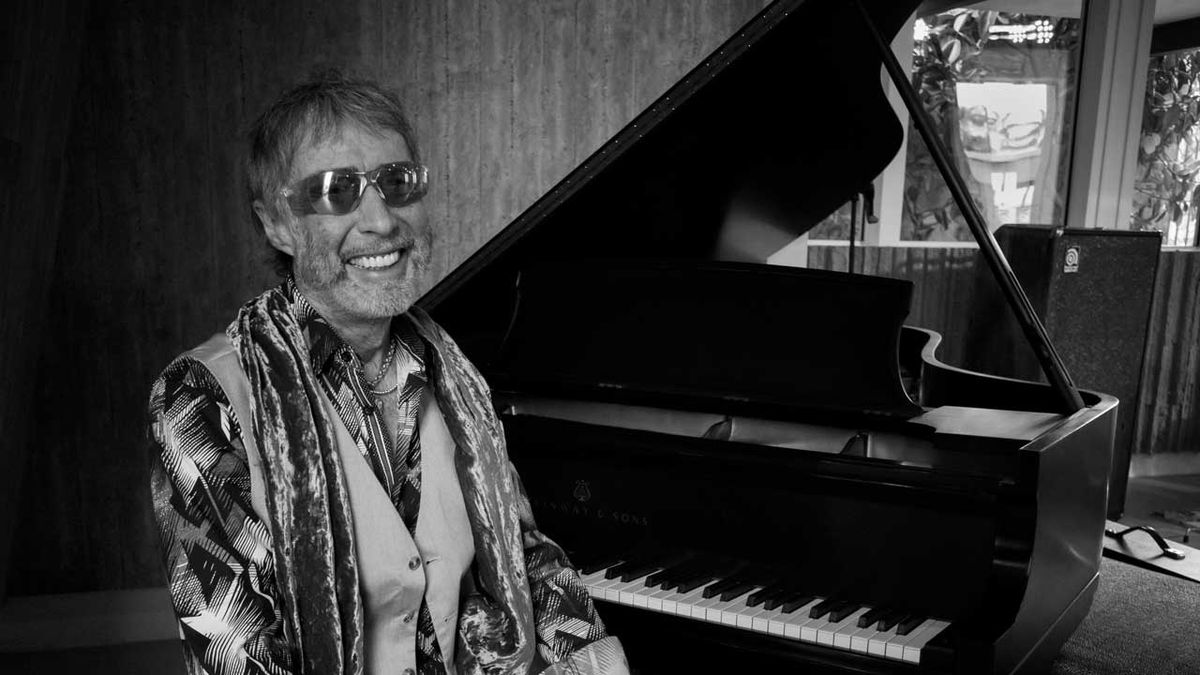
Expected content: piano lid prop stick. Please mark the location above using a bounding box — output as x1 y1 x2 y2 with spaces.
853 0 1085 414
848 192 858 275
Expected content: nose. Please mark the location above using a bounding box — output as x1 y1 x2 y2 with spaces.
354 185 401 236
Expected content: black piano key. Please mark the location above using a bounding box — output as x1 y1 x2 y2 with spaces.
603 559 642 580
651 559 699 590
648 557 703 590
719 581 758 603
876 609 906 632
676 574 720 594
618 560 663 583
579 552 625 575
677 563 728 593
754 581 801 610
856 606 888 628
745 588 772 608
643 570 671 589
896 615 926 636
643 562 677 588
761 586 801 611
674 560 732 594
808 597 841 620
780 593 817 614
829 601 861 623
626 550 687 584
701 573 748 599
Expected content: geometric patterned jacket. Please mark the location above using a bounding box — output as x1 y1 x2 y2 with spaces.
148 282 628 674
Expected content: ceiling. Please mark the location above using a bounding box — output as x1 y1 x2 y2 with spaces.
1154 0 1200 25
919 0 1200 24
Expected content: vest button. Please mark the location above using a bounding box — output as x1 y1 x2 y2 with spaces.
408 555 421 570
404 669 415 675
403 611 415 624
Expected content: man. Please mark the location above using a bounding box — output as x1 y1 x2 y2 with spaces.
149 71 628 675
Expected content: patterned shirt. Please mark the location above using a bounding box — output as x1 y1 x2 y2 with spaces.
148 282 615 675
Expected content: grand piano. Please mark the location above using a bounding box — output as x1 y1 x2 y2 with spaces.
419 0 1118 672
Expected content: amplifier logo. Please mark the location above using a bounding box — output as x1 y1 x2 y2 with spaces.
1064 246 1080 273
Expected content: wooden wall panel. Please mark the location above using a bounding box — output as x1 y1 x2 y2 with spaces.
0 0 90 601
1135 249 1200 457
7 0 768 595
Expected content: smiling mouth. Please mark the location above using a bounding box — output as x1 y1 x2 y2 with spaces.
347 248 406 270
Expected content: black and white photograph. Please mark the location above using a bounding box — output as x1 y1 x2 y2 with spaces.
2 0 1200 673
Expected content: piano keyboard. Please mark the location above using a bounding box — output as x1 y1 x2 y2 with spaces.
579 559 950 665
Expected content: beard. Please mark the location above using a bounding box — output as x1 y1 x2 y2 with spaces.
292 225 432 323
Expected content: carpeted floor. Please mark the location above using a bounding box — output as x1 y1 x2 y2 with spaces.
1052 556 1200 674
1122 474 1200 544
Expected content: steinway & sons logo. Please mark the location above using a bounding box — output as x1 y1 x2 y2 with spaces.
529 478 650 526
574 479 591 503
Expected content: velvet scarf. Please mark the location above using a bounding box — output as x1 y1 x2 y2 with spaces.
232 286 538 674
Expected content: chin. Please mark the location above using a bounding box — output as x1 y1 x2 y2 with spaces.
349 279 420 319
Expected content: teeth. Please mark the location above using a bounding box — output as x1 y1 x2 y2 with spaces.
349 251 401 269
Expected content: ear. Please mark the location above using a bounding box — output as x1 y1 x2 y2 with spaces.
255 198 297 257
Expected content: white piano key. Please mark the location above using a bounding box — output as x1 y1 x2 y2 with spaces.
611 578 646 605
848 622 880 654
595 576 625 602
585 573 624 601
867 625 895 657
716 597 752 626
694 591 726 620
698 590 746 625
654 587 680 615
628 578 659 608
782 600 823 640
672 587 709 617
579 569 608 587
581 569 619 595
766 607 791 636
749 606 779 634
585 571 955 669
794 600 829 643
646 586 674 612
833 608 873 649
885 619 932 661
903 619 950 663
732 590 764 629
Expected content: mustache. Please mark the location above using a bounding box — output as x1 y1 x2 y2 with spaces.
341 238 417 260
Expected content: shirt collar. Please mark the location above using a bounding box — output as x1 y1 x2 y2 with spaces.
283 277 425 376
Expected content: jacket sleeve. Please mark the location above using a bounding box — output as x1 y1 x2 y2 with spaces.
148 358 296 675
511 465 631 675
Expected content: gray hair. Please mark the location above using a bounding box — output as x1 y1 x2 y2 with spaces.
246 70 422 276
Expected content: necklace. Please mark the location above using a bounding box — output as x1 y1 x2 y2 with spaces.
370 376 399 397
363 337 399 395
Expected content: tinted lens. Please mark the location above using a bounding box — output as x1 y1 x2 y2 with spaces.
376 162 426 207
323 171 364 214
299 170 362 215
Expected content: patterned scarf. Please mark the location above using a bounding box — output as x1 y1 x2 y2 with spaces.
232 285 538 674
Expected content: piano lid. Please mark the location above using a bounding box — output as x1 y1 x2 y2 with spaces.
418 0 1084 416
422 0 920 320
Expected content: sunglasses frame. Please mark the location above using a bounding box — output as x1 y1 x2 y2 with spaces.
280 161 429 216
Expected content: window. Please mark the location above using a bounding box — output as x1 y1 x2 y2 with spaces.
808 3 1085 246
1132 47 1200 247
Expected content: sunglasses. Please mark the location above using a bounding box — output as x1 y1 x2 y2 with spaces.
281 161 429 216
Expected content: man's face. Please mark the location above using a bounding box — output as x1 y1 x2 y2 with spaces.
265 124 432 327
